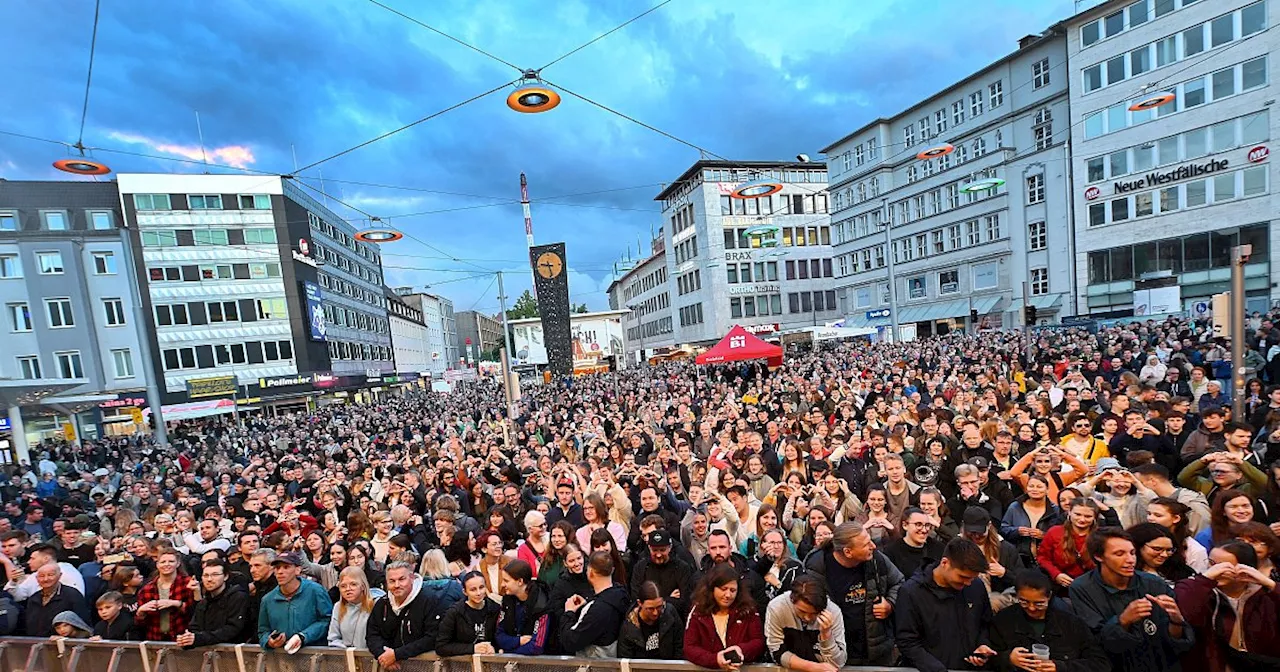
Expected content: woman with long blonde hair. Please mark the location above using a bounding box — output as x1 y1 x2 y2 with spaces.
328 566 380 647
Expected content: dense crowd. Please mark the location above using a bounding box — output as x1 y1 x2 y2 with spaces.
4 312 1280 672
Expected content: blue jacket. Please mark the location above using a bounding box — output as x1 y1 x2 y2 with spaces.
257 579 333 649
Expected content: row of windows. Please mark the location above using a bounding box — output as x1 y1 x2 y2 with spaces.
836 169 1003 245
0 210 114 232
701 168 828 185
312 241 382 286
727 261 780 284
902 81 1003 148
906 132 1012 184
835 138 881 176
154 298 289 326
627 316 673 340
14 250 118 277
676 270 702 296
133 193 272 211
623 265 669 302
730 294 784 318
322 303 389 334
14 349 127 381
678 303 704 327
670 204 695 235
788 290 839 314
723 226 832 250
162 340 293 372
784 258 832 280
832 176 881 211
673 236 699 264
1087 166 1269 228
140 227 277 247
149 261 282 283
850 261 1002 309
307 213 382 267
1084 56 1268 140
328 340 393 362
1082 2 1265 94
1081 0 1200 49
316 272 388 310
719 193 830 217
840 213 1004 276
4 296 123 332
1086 223 1269 284
1085 111 1269 184
631 292 670 320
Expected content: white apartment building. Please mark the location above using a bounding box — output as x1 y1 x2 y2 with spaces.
825 31 1074 338
387 289 429 376
1065 0 1275 316
650 160 834 346
397 289 450 377
609 249 673 363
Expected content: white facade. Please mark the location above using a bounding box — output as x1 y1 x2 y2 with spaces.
653 161 834 345
825 31 1074 336
388 308 429 376
1065 0 1276 316
609 251 673 362
397 290 449 377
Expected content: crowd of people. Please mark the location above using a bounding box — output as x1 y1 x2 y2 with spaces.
4 312 1280 672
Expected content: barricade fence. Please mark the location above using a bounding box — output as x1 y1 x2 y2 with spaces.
0 638 934 672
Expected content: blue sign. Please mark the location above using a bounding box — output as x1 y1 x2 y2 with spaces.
304 281 327 342
866 308 892 320
0 417 9 432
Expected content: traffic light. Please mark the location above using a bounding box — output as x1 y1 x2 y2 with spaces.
1024 305 1037 324
970 308 979 323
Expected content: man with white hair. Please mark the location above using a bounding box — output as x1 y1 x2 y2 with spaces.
3 544 83 602
24 562 88 636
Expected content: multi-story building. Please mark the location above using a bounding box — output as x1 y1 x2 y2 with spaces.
608 247 674 363
825 30 1074 338
455 310 503 362
653 160 834 345
0 180 153 457
386 288 428 375
1064 0 1275 316
395 289 450 377
440 295 458 369
116 174 393 405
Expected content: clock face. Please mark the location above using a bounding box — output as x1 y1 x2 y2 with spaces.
535 252 564 279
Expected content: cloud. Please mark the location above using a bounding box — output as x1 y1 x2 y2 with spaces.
107 130 257 168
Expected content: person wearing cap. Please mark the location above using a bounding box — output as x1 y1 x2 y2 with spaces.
1073 458 1156 529
257 551 332 652
630 528 698 618
958 507 1024 610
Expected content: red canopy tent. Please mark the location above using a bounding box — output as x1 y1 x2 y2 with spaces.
696 325 784 367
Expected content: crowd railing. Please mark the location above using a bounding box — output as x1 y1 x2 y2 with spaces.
0 637 940 672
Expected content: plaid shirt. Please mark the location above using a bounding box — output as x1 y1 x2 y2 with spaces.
134 573 195 641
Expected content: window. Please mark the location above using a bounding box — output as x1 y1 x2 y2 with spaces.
1030 268 1049 295
189 195 222 209
939 270 959 295
8 303 30 332
45 298 73 328
1243 56 1267 90
154 304 189 327
1029 221 1047 250
40 212 67 231
1129 1 1149 26
855 287 871 308
243 228 277 244
935 109 948 135
0 255 21 278
1026 174 1045 204
36 252 63 274
973 261 998 290
1032 58 1050 88
907 276 926 300
948 225 961 250
199 264 232 281
264 340 293 362
103 298 125 326
133 194 171 210
0 213 15 231
972 138 987 157
1214 173 1236 201
161 347 198 371
106 349 134 379
970 91 984 118
54 351 83 379
985 215 1001 241
1243 1 1266 35
194 229 229 245
89 211 113 230
92 252 116 274
17 355 40 380
239 194 272 209
1243 166 1268 197
988 80 1003 108
1082 20 1100 47
1035 124 1052 151
141 230 178 247
903 124 916 147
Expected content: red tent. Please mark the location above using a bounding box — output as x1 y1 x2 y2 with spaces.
696 325 784 367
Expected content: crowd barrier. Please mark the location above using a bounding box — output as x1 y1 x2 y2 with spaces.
0 637 938 672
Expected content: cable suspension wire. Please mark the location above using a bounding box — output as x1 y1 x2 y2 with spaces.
538 0 676 72
365 0 524 72
75 0 103 149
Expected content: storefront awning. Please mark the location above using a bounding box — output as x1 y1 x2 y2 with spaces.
898 298 971 324
1008 293 1064 313
971 294 1003 315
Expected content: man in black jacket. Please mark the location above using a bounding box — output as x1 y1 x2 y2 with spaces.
244 549 277 643
803 521 902 667
24 563 88 636
177 559 247 647
699 530 766 609
990 570 1108 672
895 537 995 672
367 561 437 668
629 530 697 618
559 551 630 657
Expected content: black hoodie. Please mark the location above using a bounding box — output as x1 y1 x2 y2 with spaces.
558 584 630 656
895 563 993 672
436 598 500 656
496 579 554 654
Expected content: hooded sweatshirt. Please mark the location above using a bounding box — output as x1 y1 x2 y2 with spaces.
366 577 440 661
52 610 93 638
436 598 501 656
558 584 630 657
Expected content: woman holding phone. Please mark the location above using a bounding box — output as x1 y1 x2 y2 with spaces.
683 564 765 669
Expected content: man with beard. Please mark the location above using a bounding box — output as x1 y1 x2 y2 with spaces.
629 529 697 618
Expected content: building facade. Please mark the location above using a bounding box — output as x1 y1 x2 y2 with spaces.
396 289 450 377
608 249 673 363
455 310 503 362
0 180 152 453
825 30 1074 338
653 160 834 346
116 174 393 405
386 288 429 375
1064 0 1275 316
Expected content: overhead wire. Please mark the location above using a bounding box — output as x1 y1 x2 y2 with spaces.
364 0 524 73
537 0 677 72
75 0 102 149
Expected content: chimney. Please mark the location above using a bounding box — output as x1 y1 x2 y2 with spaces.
1018 34 1039 49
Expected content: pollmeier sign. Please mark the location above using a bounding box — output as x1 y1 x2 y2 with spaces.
1113 158 1228 194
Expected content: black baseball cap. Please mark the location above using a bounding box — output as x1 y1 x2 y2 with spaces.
962 507 991 534
967 456 991 470
646 530 673 547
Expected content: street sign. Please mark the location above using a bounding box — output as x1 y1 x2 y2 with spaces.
866 308 891 320
129 408 145 425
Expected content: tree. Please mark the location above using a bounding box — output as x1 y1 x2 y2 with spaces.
572 303 589 313
507 290 539 319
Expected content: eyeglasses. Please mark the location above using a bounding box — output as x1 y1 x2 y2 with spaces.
1017 598 1050 608
906 521 935 529
1144 544 1176 556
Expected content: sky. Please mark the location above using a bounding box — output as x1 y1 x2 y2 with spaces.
0 0 1077 314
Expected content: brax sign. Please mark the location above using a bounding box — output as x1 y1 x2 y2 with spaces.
1113 159 1228 194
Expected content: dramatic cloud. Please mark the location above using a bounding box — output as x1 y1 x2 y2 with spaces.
107 131 257 168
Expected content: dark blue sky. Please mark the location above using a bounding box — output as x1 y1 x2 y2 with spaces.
0 0 1074 312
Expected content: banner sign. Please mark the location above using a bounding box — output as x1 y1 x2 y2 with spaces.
186 375 237 399
304 281 327 342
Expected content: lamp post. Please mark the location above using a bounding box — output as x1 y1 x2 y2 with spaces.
1231 244 1251 419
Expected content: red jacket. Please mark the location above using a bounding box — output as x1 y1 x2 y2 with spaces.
1037 525 1095 579
683 608 765 668
1175 574 1280 671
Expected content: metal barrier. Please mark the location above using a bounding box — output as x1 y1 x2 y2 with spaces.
0 638 931 672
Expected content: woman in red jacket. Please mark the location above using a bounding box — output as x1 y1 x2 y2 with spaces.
1037 498 1099 592
1175 541 1280 671
683 564 765 669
